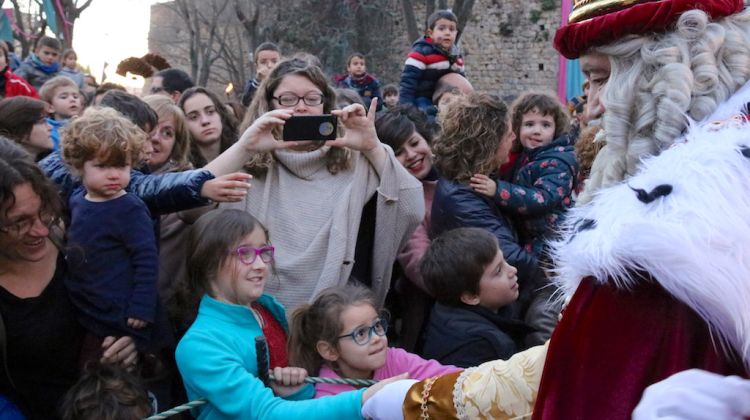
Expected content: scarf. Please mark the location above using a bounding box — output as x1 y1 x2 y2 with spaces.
30 54 60 74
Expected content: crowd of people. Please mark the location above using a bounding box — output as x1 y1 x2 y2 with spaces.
1 1 750 419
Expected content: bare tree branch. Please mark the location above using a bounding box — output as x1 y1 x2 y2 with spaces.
401 0 419 43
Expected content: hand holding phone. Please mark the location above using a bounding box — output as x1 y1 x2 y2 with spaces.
282 115 337 141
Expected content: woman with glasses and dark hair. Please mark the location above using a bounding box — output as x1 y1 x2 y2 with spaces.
0 137 137 419
0 96 52 160
216 58 424 313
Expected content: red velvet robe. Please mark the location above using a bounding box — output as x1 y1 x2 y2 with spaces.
532 277 748 420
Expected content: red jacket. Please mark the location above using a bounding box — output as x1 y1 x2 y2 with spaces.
3 69 39 99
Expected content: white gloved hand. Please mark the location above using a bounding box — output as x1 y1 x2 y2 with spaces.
361 379 417 420
633 369 750 420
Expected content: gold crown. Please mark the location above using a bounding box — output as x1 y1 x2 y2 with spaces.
569 0 655 23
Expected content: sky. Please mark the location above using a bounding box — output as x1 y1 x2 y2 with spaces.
72 0 163 90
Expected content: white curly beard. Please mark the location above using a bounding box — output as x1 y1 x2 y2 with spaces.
551 79 750 369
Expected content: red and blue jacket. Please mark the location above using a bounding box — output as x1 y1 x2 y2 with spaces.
398 36 465 107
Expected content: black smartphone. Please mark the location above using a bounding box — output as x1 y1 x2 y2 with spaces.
282 115 337 141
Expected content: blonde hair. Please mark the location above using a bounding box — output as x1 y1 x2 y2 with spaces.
594 8 750 175
433 93 509 183
39 75 79 103
142 95 192 171
61 107 147 169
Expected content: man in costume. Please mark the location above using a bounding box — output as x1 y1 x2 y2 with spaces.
362 1 750 419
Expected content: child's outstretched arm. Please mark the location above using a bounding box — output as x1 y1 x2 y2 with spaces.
490 159 577 217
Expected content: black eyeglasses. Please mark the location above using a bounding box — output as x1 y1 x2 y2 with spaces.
272 92 325 107
149 86 166 94
337 315 389 346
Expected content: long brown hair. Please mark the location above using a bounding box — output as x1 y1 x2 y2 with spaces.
433 93 509 182
242 58 350 176
182 209 268 312
288 284 378 375
179 87 238 168
0 97 48 143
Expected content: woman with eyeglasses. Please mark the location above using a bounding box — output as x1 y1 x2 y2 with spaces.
215 58 423 314
287 283 461 398
0 137 137 419
0 96 52 160
175 209 398 419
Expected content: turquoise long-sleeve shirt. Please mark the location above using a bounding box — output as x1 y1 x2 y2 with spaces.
175 294 364 419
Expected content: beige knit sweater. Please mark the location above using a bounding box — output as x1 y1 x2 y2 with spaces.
222 144 424 311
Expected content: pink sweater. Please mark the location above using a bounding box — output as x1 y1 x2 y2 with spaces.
314 347 462 398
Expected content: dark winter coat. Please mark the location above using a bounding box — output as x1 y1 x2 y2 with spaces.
422 303 529 368
430 178 538 283
398 36 465 107
495 134 578 256
14 55 59 90
335 73 382 111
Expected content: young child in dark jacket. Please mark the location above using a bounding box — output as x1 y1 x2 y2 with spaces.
421 227 529 368
335 52 382 111
399 10 465 114
471 92 578 258
62 107 163 355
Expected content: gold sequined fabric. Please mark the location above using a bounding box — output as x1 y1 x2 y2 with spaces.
570 0 656 23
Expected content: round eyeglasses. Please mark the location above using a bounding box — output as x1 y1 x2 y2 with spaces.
337 315 389 346
0 212 57 237
272 92 325 107
234 245 274 265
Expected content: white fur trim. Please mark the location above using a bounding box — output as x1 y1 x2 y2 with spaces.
552 81 750 367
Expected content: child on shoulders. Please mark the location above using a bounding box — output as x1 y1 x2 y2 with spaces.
289 284 461 398
15 36 61 90
421 227 529 368
61 107 163 356
40 76 83 151
471 92 578 258
399 10 465 114
335 53 382 111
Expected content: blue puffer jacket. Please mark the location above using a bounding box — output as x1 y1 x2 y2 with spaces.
39 152 213 216
430 178 538 283
398 36 465 107
494 134 578 255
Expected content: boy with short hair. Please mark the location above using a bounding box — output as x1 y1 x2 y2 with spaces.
420 227 528 368
61 107 162 357
241 42 281 107
399 10 465 113
382 84 399 109
39 75 83 151
15 36 62 90
335 52 382 111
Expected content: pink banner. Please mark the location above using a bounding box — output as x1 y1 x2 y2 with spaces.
557 0 572 101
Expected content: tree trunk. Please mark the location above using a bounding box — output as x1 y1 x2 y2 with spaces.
452 0 475 40
401 0 419 44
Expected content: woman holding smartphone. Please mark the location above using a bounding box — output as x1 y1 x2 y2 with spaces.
212 58 423 312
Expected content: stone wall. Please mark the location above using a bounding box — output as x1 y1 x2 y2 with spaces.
148 0 564 101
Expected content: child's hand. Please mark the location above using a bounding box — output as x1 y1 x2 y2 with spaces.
269 366 308 397
470 174 497 197
127 318 148 329
200 172 252 202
